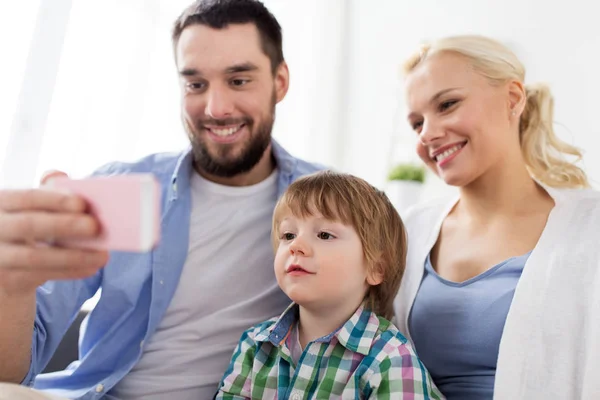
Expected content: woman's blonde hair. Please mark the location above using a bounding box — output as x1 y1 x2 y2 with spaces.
403 35 589 188
272 171 407 320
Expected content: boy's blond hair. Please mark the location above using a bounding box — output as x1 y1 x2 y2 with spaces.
272 170 407 320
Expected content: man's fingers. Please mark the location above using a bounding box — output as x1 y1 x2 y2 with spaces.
0 212 100 243
0 243 109 271
40 170 68 186
0 189 86 213
0 265 102 293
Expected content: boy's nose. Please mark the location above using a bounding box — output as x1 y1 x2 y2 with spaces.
289 237 310 256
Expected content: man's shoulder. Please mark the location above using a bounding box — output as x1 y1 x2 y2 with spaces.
271 139 327 180
92 150 187 178
293 157 327 178
285 153 326 181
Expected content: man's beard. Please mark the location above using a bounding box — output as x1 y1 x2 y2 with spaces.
186 103 275 178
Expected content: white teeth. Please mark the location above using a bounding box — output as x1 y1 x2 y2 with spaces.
435 143 464 162
211 126 241 137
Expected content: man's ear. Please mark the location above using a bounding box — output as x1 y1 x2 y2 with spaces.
274 61 289 104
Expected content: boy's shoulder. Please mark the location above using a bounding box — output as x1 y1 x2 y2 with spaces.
242 302 298 345
241 316 281 344
367 314 418 361
373 315 408 345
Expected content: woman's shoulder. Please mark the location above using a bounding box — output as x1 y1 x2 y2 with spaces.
402 196 457 232
550 187 600 213
542 187 600 243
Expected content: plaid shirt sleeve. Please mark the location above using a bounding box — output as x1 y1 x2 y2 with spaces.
215 324 262 400
365 331 445 400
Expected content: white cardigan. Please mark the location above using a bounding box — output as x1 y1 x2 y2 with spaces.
394 186 600 399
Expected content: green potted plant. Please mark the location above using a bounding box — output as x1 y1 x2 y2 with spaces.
387 163 426 183
385 163 426 213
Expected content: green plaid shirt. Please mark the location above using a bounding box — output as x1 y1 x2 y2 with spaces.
216 303 444 399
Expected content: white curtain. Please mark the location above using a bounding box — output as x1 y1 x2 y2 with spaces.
0 0 366 189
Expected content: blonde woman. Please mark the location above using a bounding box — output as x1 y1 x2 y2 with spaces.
394 35 600 399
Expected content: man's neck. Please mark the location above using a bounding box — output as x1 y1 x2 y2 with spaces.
195 144 275 187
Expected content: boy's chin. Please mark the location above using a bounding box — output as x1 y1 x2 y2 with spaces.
283 289 318 307
285 293 312 306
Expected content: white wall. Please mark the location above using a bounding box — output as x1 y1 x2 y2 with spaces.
2 1 598 197
343 0 600 199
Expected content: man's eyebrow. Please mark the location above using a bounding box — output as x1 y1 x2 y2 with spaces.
179 68 202 77
178 63 259 77
224 62 259 74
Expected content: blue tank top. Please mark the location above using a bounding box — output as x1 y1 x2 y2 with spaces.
409 251 531 399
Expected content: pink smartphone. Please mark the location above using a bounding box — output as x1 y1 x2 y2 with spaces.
46 174 161 252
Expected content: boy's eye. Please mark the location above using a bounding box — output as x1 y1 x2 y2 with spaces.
281 232 295 241
317 232 334 240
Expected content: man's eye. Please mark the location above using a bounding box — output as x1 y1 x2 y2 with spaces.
230 79 249 87
317 232 334 240
187 82 206 91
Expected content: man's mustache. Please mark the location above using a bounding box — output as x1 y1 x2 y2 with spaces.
196 117 252 127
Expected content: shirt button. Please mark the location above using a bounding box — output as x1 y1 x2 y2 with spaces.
140 340 144 348
95 384 104 393
160 280 164 285
290 391 302 400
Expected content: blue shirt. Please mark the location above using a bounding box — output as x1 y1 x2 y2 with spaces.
408 251 531 400
24 140 322 399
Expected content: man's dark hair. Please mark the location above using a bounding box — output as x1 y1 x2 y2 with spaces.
172 0 284 74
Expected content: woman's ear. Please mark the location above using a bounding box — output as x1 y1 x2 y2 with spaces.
507 79 526 117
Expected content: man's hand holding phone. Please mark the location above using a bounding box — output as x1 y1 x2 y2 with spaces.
0 171 160 297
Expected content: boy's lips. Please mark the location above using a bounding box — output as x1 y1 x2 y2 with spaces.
286 264 314 275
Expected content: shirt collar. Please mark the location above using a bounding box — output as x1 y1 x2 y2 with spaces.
270 139 297 179
168 139 296 201
254 303 381 356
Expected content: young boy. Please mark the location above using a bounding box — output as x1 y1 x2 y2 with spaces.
216 171 443 399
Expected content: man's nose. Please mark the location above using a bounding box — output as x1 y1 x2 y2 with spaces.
205 87 234 119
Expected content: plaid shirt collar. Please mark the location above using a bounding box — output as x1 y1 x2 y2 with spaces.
253 302 378 356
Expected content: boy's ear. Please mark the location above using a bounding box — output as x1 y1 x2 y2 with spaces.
366 262 384 286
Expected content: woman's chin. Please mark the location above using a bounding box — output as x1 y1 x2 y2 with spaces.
439 169 475 188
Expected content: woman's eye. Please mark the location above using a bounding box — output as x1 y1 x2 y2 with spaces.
412 121 423 132
317 232 334 240
439 100 458 112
